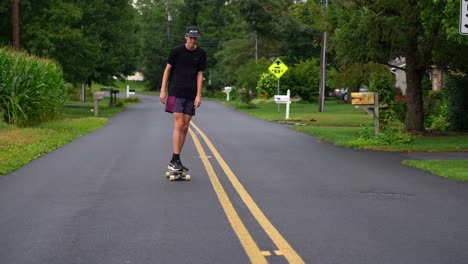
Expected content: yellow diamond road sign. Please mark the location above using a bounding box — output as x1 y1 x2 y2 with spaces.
268 58 289 79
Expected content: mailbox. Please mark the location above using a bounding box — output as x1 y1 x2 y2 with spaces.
93 92 105 100
93 92 105 117
274 95 289 104
351 92 375 105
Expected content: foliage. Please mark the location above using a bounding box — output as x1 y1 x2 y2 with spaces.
137 0 184 90
368 70 395 130
356 122 413 145
324 0 468 132
333 63 390 91
445 75 468 132
214 37 255 86
256 73 277 98
424 91 449 132
235 58 271 102
0 48 66 127
281 58 320 102
369 71 395 104
1 0 140 85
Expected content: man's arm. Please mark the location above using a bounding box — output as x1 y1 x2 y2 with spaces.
160 64 172 104
195 71 203 108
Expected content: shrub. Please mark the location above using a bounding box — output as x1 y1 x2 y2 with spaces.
445 75 468 132
282 58 320 102
369 71 396 131
0 48 66 126
424 91 449 132
256 72 277 98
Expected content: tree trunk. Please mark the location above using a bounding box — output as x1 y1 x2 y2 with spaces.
404 53 425 133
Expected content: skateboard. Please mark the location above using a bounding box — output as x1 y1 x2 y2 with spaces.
165 170 191 181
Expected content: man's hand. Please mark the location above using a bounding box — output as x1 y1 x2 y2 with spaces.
160 90 167 104
195 95 202 108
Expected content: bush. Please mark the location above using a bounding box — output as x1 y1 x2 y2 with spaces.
282 58 320 102
357 122 413 145
0 48 66 126
424 91 449 132
369 71 396 131
256 72 277 98
445 75 468 132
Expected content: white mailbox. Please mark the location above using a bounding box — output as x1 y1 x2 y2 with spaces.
223 86 232 101
274 95 289 104
93 92 105 100
274 90 291 119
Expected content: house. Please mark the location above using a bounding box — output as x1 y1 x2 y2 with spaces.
390 58 444 95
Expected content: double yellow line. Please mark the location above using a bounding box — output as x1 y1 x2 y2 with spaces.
189 122 304 264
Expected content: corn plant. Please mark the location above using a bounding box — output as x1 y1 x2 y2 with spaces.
0 48 66 127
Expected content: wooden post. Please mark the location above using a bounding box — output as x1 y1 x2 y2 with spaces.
12 0 19 51
374 93 380 134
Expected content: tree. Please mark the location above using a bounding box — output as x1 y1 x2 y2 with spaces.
81 0 140 84
327 0 468 133
1 0 140 85
137 0 185 90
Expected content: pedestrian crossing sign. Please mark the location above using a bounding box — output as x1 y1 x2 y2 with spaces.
268 58 289 79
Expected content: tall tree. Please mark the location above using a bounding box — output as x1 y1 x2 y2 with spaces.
0 0 140 85
138 0 184 90
298 0 468 133
81 0 140 84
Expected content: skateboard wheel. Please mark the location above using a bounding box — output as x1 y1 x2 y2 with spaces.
185 175 191 181
165 172 170 177
169 175 175 181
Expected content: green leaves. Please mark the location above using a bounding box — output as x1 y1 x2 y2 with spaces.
0 48 65 127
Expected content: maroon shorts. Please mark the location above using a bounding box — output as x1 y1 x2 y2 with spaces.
165 96 196 116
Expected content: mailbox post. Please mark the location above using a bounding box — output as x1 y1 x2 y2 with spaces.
351 92 384 134
93 92 105 116
274 89 291 119
223 86 232 101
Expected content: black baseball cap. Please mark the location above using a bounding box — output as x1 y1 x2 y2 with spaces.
186 26 200 38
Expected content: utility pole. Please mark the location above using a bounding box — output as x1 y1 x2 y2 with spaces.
318 0 328 112
12 0 19 51
254 32 258 64
166 0 172 46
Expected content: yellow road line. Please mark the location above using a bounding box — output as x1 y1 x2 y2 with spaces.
191 122 305 264
188 128 267 264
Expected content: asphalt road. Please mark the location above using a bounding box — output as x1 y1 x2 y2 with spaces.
0 94 467 264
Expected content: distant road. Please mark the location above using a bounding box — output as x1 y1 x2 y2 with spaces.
0 94 467 264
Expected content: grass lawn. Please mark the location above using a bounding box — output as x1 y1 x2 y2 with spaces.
402 160 468 181
103 80 158 96
0 97 133 175
227 98 468 182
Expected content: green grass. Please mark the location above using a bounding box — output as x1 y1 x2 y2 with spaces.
104 80 158 96
402 160 468 181
229 98 468 181
230 99 373 126
0 117 107 175
64 98 128 118
0 96 136 175
292 126 468 152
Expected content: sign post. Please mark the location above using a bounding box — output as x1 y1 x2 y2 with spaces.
268 58 289 113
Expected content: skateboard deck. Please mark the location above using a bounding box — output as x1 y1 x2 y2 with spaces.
166 170 191 181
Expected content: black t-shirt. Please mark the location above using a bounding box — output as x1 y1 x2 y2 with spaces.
167 45 207 99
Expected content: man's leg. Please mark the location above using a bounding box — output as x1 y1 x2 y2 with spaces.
173 112 192 155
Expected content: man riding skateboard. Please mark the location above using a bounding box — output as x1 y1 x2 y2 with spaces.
160 26 207 172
